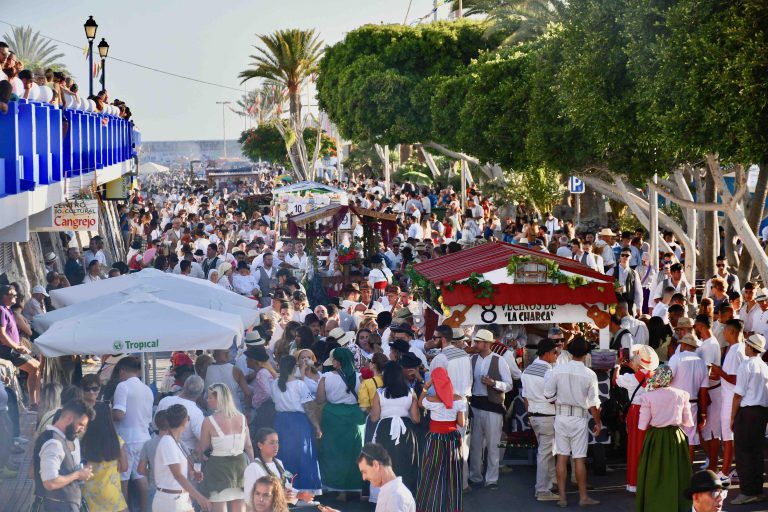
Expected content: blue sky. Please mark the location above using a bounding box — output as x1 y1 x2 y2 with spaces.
2 0 453 141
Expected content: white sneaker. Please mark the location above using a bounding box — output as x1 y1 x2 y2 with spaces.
536 491 560 501
715 471 730 482
626 485 637 493
729 470 739 483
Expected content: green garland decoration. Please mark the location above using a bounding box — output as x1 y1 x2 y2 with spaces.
505 255 590 289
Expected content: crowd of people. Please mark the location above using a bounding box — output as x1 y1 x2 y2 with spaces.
1 167 768 512
1 41 134 121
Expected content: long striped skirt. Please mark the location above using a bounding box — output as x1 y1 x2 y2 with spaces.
274 411 322 493
416 430 462 512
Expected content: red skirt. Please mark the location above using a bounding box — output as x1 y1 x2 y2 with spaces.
626 403 645 487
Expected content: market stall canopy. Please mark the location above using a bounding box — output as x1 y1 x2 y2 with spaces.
289 204 397 228
35 293 242 357
138 162 169 175
286 204 398 242
34 283 258 334
272 180 347 198
411 241 616 325
49 268 257 310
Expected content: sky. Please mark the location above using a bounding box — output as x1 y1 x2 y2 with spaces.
2 0 454 141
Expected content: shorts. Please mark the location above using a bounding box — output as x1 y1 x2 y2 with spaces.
121 441 147 481
152 490 193 512
701 386 722 441
682 403 699 445
720 391 736 442
0 350 32 368
554 415 589 458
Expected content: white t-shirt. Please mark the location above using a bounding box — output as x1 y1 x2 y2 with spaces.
697 336 722 388
271 379 314 412
153 435 187 491
243 458 283 503
322 372 360 405
721 342 747 396
113 376 154 443
376 476 416 512
156 396 205 453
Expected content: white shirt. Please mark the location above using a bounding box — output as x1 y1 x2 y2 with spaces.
322 371 360 405
429 346 472 397
408 223 424 240
697 336 721 388
556 246 573 258
721 342 747 396
376 476 416 512
39 425 82 482
739 303 761 333
572 251 597 271
544 360 600 410
153 435 187 491
113 376 154 443
544 218 559 235
369 267 393 289
286 253 308 271
652 302 669 322
271 379 313 412
384 250 403 271
669 351 708 399
232 272 259 296
734 356 768 407
621 316 649 345
156 396 205 453
243 458 284 502
616 372 648 405
471 353 513 397
521 358 555 415
83 249 107 268
173 261 205 279
421 397 467 421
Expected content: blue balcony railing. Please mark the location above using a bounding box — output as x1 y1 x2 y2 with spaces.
0 100 135 196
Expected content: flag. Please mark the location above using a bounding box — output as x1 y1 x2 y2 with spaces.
93 62 100 78
83 46 89 59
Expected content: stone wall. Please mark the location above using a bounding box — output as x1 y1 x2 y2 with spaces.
0 201 127 296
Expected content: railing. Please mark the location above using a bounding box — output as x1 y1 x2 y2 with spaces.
0 100 136 196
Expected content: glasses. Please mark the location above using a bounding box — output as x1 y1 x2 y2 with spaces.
716 264 725 268
83 386 100 392
709 489 728 499
620 254 631 258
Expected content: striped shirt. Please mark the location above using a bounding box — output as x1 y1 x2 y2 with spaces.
521 359 555 415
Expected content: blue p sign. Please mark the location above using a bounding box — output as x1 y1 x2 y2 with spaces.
569 176 585 194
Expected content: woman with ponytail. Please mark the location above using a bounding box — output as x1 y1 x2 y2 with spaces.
269 355 322 496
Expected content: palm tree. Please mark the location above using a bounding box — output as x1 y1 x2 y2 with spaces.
233 81 286 125
452 0 567 45
239 29 323 181
3 26 68 73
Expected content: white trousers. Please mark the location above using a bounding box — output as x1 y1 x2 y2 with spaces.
152 491 193 512
469 407 504 485
529 415 557 493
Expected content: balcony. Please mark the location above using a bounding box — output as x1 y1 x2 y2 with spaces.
0 99 138 241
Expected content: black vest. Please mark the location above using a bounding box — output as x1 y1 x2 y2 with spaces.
614 266 637 309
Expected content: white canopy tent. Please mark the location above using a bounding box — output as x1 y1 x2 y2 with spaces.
138 162 170 178
49 269 256 311
33 283 259 334
34 294 242 357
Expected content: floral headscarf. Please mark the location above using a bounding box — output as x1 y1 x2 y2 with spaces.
646 364 673 391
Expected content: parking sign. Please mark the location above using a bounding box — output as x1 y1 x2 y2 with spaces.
569 176 585 194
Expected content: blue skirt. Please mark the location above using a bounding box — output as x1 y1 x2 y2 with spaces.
274 411 322 492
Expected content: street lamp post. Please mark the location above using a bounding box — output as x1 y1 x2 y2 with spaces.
83 16 98 96
97 38 109 91
215 101 232 159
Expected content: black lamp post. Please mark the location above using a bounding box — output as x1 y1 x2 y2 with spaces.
83 16 98 96
97 38 109 91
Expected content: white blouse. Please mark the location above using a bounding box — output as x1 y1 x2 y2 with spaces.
271 379 314 412
422 397 467 422
322 371 361 405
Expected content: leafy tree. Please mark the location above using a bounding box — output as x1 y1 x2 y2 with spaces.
239 124 336 165
317 21 500 147
3 26 67 73
239 29 323 180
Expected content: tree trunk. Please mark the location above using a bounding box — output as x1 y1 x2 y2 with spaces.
400 144 412 164
288 88 310 180
737 162 768 284
709 155 768 284
702 169 717 281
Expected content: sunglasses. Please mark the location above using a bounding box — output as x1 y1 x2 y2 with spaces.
620 254 631 258
716 264 725 268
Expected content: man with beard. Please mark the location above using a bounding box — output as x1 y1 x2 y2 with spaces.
33 399 95 511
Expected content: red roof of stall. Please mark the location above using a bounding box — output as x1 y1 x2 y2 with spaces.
412 241 613 284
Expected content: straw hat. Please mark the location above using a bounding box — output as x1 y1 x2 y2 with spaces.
327 327 354 346
746 334 767 353
630 344 659 370
678 333 701 348
598 228 616 237
473 329 495 343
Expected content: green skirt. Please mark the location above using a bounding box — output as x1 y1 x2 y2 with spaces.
202 453 248 497
319 402 366 491
636 426 692 512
